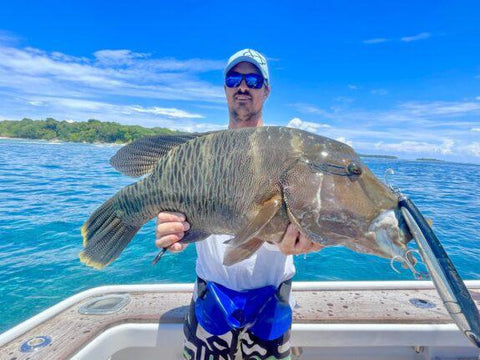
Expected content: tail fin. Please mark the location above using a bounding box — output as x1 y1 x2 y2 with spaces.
80 197 140 269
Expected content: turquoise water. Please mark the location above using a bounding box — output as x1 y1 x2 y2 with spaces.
1 138 479 333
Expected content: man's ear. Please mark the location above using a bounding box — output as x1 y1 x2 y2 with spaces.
263 84 271 100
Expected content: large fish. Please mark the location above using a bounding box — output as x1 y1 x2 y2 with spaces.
80 126 412 268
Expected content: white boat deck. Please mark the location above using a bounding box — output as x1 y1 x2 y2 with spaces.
1 281 479 359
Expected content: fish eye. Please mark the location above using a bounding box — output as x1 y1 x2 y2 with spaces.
346 162 362 176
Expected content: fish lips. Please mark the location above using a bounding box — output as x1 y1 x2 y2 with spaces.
367 209 412 258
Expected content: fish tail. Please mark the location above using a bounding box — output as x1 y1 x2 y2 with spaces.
79 197 140 269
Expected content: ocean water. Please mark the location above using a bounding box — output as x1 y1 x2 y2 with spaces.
0 138 479 333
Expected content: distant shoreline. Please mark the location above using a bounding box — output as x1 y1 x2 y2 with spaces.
1 119 479 167
0 135 124 146
0 118 180 144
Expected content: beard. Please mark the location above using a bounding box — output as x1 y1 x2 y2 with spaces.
230 107 261 125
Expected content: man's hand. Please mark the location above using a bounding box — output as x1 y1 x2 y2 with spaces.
155 212 190 253
277 223 323 255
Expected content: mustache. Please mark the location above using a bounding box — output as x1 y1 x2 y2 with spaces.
234 89 251 97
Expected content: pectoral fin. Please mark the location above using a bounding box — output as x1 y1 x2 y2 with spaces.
223 237 265 266
225 194 283 248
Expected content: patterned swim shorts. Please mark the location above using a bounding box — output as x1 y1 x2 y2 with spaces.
183 299 291 360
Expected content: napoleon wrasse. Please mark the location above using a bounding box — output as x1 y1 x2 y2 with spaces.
80 126 411 269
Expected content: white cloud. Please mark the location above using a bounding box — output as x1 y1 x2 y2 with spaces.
472 128 480 132
0 30 20 45
30 96 114 111
374 139 454 155
0 42 233 131
93 49 149 66
464 142 480 156
0 43 225 106
181 122 227 133
283 99 480 163
287 117 331 133
28 101 44 106
334 96 354 103
363 38 389 44
336 137 353 147
401 32 431 42
370 89 388 96
399 101 480 116
290 103 333 117
128 106 204 119
51 51 89 63
348 84 358 90
6 95 209 129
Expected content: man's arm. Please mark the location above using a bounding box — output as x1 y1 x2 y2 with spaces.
155 212 321 255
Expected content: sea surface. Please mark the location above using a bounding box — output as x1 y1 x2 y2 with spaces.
1 138 479 333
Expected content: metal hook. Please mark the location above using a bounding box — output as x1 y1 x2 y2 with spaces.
403 254 420 277
390 255 404 274
384 168 395 186
390 252 429 280
405 249 430 280
406 249 422 264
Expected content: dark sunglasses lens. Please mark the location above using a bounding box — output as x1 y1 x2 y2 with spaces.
225 74 242 88
245 74 264 89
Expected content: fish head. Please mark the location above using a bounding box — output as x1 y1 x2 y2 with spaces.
291 135 412 259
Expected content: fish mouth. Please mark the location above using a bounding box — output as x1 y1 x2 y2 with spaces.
367 209 412 259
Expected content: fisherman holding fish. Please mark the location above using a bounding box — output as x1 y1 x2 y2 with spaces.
80 48 414 357
80 48 480 354
155 49 319 359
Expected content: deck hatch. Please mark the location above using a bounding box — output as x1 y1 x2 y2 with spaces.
409 298 436 309
78 294 130 315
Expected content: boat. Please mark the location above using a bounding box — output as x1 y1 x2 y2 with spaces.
1 280 479 359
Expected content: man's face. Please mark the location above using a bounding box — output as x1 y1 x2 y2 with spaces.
225 62 270 129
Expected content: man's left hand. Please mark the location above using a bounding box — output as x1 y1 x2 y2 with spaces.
277 223 324 255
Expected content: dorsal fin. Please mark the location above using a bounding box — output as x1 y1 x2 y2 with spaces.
110 132 210 177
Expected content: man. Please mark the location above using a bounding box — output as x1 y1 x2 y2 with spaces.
155 49 321 359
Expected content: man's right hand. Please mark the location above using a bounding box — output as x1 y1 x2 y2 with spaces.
155 212 190 253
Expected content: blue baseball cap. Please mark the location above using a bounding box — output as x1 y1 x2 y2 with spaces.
224 49 270 85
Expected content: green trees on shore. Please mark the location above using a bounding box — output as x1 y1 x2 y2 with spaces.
0 118 180 143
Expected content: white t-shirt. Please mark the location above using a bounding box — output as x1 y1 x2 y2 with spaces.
195 234 296 291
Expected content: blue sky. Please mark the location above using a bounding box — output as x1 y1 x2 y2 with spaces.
0 0 479 163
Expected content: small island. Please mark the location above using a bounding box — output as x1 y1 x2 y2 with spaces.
0 118 180 144
416 158 445 162
359 154 398 159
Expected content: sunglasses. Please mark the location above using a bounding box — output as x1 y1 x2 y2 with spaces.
225 71 265 89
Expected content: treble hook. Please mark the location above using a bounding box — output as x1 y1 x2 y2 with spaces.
390 255 404 274
390 251 430 280
384 168 395 186
406 249 422 264
403 253 420 277
384 168 403 196
405 249 430 280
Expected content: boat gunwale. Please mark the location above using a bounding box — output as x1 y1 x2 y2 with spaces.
2 280 480 347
